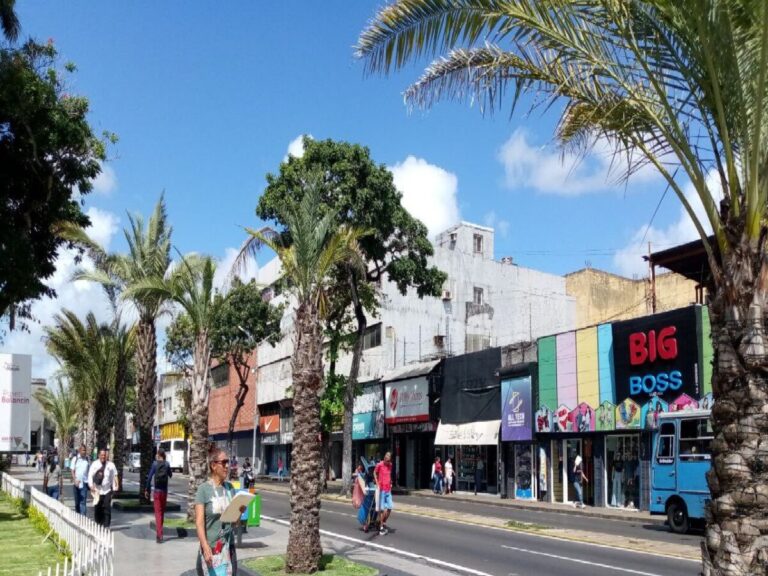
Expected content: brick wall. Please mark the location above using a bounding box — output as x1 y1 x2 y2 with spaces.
208 351 258 435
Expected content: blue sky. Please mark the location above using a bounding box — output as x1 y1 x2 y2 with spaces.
8 2 705 378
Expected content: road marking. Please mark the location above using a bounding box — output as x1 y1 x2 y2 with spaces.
500 545 669 576
262 514 496 576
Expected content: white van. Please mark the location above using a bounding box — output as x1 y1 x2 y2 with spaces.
158 438 188 472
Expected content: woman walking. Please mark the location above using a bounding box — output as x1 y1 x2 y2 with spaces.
431 457 443 494
443 457 454 495
195 447 246 576
45 455 61 500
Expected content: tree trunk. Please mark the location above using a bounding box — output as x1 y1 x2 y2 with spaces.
187 331 212 521
136 317 158 504
341 272 366 497
702 236 768 575
226 360 250 459
285 302 323 573
113 362 128 493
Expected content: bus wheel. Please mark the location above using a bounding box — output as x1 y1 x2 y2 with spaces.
667 501 689 534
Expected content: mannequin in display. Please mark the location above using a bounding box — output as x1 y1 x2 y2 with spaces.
610 452 624 507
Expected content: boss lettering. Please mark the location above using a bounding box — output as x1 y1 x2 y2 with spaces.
628 370 683 395
629 326 678 365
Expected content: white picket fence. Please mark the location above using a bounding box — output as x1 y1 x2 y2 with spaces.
0 472 114 576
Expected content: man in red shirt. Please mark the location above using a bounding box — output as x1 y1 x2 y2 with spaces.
373 451 394 535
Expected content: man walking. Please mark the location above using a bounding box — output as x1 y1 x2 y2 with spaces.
373 451 394 535
71 445 90 516
145 448 172 543
88 449 118 528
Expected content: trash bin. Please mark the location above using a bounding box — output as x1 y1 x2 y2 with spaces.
246 493 261 527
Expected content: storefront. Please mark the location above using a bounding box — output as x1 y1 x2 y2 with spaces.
381 360 440 489
434 420 499 493
534 305 713 510
259 413 281 475
499 368 536 500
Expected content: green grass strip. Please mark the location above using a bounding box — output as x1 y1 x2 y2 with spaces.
244 554 377 576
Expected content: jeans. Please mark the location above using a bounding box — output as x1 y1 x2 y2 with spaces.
278 468 285 480
94 491 113 528
432 474 442 493
47 485 60 501
573 481 584 506
73 483 88 515
153 490 168 539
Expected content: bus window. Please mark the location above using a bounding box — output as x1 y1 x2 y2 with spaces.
656 423 675 464
679 418 712 461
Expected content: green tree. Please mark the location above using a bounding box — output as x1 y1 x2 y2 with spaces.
33 380 78 495
75 197 173 502
0 40 108 332
240 174 368 573
0 0 20 42
358 1 768 573
126 255 219 520
257 137 446 495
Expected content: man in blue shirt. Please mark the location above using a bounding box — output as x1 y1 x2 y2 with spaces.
70 444 90 515
145 448 173 543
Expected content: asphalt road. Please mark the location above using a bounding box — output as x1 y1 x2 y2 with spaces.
125 471 701 576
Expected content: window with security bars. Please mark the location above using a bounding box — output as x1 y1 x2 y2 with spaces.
211 364 229 388
362 324 382 349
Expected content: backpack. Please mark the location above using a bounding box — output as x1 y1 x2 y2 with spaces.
155 461 169 484
93 463 106 486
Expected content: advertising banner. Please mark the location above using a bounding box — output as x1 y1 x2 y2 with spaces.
353 383 383 414
613 307 700 404
0 354 31 452
385 377 429 424
501 376 532 442
259 414 280 435
352 411 385 440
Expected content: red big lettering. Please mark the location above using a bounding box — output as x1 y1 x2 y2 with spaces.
628 325 678 365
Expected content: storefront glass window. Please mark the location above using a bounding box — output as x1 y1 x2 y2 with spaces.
606 435 640 508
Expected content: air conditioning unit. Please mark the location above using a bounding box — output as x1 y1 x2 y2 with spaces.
433 335 445 348
441 290 452 301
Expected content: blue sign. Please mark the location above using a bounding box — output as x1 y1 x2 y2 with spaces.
352 412 384 440
501 376 532 442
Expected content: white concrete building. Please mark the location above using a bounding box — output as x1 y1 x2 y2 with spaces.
253 222 576 475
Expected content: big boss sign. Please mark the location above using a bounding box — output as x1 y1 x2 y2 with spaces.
612 308 700 403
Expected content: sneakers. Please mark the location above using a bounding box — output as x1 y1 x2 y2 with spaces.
156 536 163 544
379 526 388 536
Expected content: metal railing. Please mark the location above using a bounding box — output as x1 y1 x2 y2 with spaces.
0 472 114 576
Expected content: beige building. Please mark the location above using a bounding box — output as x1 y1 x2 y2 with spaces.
565 268 700 330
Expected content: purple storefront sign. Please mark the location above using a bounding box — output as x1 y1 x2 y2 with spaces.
501 375 532 442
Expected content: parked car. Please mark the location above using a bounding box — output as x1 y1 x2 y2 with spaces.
128 452 141 472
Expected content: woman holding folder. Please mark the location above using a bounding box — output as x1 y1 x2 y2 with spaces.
195 448 248 576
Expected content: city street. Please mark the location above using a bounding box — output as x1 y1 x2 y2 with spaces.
122 470 702 576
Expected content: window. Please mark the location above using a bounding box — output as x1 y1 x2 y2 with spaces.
473 287 484 305
163 397 172 414
656 423 675 464
159 441 171 453
466 333 491 353
173 440 188 451
679 418 713 460
473 234 483 253
211 364 229 388
362 324 382 350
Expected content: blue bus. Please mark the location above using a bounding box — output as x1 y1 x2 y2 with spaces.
651 409 712 533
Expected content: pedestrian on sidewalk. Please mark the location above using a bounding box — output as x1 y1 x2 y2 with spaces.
37 451 44 473
374 451 394 535
431 457 443 494
572 454 588 508
88 448 118 528
71 445 90 515
277 456 285 480
196 447 247 576
444 457 454 495
145 447 173 543
474 457 484 495
241 457 254 489
45 455 62 500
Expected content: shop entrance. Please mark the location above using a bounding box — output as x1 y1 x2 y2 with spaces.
605 435 640 508
563 438 594 505
551 440 563 502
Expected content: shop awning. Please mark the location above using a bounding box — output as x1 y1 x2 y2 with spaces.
434 420 500 446
381 359 440 383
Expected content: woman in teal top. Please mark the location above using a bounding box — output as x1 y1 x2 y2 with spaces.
195 448 245 576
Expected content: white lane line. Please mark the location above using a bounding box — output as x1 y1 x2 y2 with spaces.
501 545 669 576
262 514 495 576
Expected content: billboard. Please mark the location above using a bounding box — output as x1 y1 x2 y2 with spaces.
385 377 429 424
0 354 31 452
501 376 532 442
352 411 385 440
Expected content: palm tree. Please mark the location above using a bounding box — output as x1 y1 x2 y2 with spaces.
125 254 218 520
357 2 768 573
75 197 172 501
235 174 367 573
0 0 20 42
33 380 78 495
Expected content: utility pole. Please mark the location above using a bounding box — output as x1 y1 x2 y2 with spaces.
648 242 657 313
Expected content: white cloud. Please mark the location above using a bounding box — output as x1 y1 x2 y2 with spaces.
613 171 723 277
497 129 659 196
284 134 312 162
389 156 461 237
483 211 510 238
1 208 121 380
91 163 117 196
213 247 260 292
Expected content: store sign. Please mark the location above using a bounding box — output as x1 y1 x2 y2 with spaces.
501 376 532 442
353 384 384 414
435 420 500 446
259 414 280 434
0 354 31 452
613 308 699 404
352 412 384 440
261 434 279 445
385 377 429 424
388 421 437 434
280 432 294 445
